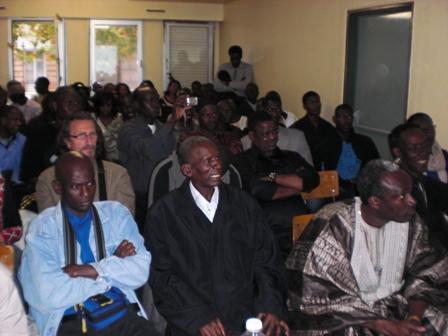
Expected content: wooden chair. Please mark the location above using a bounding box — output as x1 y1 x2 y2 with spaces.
0 244 14 272
292 214 314 242
292 171 339 242
301 170 339 201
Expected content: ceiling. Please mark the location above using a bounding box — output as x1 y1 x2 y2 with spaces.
131 0 234 3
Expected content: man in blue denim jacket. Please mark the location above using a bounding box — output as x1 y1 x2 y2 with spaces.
19 152 156 336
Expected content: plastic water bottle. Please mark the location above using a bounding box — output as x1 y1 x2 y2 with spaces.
241 318 265 336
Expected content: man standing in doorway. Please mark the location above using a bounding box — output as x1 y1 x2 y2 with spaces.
216 45 254 97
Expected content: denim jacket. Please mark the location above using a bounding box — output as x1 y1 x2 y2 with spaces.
18 201 151 335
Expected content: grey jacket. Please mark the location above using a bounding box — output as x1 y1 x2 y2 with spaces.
117 115 176 194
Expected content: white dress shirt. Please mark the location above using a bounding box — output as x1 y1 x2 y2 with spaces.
215 62 254 96
189 181 219 223
350 197 408 305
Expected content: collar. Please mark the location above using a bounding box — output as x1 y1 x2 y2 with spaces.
248 100 257 109
0 134 17 148
173 180 221 215
147 123 157 133
189 181 219 222
351 197 408 305
337 128 355 142
302 115 324 127
53 201 110 232
95 116 107 133
136 113 156 125
63 206 93 229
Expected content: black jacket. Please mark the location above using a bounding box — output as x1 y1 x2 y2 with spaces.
410 172 448 249
324 130 380 172
232 146 319 257
290 116 337 170
20 114 59 184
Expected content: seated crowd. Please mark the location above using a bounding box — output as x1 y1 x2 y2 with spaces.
0 45 448 336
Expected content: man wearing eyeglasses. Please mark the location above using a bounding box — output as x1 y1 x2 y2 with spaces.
35 111 135 215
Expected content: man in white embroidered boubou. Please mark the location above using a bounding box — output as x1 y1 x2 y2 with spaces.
287 159 448 336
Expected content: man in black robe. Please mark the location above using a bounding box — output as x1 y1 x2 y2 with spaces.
145 136 288 336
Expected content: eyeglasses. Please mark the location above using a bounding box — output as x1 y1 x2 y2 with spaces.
69 132 98 141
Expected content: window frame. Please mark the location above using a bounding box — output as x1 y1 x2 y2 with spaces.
163 21 214 90
8 17 66 89
89 19 143 88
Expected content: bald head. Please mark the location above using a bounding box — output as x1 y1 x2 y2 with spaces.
54 151 92 184
177 136 216 165
53 152 96 216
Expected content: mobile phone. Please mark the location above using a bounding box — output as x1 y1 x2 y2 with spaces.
91 294 113 306
186 96 198 107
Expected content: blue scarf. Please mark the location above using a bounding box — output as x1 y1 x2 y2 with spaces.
64 207 95 264
63 207 95 316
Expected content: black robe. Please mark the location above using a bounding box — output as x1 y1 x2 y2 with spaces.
145 181 287 335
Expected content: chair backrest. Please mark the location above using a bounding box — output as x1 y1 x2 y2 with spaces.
147 155 176 208
292 214 314 242
301 170 339 200
0 245 14 272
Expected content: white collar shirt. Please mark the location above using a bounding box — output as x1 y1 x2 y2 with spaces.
189 181 219 223
147 123 156 133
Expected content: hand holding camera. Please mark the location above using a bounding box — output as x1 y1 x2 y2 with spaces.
173 95 198 121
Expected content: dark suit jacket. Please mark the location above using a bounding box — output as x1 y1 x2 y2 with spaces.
117 115 176 194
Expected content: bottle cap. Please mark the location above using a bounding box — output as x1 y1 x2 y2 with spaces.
246 318 262 332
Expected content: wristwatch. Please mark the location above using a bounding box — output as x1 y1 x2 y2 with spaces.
268 172 277 182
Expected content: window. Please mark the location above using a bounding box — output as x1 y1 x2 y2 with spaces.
90 20 142 90
10 19 64 97
164 22 214 89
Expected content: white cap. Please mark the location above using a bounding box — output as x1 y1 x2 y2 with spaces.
245 318 262 332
